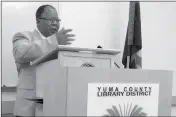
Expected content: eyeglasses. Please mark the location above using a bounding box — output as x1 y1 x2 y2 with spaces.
39 17 61 23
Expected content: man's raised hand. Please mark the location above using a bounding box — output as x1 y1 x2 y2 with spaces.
55 28 75 45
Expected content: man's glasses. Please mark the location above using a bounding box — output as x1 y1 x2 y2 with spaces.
39 17 61 23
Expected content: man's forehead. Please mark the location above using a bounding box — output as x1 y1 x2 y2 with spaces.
42 6 58 18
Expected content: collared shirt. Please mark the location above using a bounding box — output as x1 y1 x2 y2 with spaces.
36 28 52 44
36 28 47 40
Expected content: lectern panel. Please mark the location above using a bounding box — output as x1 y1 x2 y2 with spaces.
66 68 172 116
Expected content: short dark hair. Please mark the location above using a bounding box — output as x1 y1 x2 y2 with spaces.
36 5 56 20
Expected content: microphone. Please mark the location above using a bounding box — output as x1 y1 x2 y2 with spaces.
97 45 103 48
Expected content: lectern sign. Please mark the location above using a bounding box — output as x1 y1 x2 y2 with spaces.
87 83 159 116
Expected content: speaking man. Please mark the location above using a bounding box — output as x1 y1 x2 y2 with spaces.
12 4 75 116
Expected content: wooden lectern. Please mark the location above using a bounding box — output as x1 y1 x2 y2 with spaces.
31 46 173 116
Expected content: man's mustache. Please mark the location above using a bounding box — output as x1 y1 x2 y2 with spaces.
51 24 59 28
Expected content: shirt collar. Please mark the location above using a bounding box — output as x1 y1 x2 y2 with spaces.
36 28 46 39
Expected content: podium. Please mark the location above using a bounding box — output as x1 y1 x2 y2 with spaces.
31 46 173 116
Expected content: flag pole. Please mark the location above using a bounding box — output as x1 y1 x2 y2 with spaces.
126 1 135 69
127 56 130 69
127 45 130 69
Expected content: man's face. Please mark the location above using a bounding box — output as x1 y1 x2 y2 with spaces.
37 7 60 37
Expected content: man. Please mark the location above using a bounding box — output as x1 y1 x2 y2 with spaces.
12 5 75 116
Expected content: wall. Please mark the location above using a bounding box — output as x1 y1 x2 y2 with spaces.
58 2 122 69
59 2 121 50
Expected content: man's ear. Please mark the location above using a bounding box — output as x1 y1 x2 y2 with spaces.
36 18 40 24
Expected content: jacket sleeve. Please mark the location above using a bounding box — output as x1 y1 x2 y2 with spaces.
12 32 58 63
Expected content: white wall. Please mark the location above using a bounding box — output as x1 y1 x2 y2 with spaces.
141 2 176 71
58 2 121 49
172 107 176 116
58 2 123 68
2 92 16 101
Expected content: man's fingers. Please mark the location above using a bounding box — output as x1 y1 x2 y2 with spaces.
64 29 73 34
61 42 71 45
59 28 65 33
65 34 76 38
65 42 72 45
66 38 75 41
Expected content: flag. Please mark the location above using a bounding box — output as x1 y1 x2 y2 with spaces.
122 1 142 69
